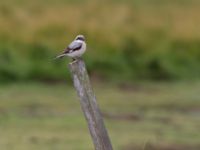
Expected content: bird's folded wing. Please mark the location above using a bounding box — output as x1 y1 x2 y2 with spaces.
63 41 82 54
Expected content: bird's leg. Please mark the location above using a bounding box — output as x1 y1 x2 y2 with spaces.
76 57 82 61
72 58 76 62
71 57 82 62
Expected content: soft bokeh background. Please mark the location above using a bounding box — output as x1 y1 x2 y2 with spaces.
0 0 200 150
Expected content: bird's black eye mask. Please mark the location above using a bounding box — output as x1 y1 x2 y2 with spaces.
76 37 85 41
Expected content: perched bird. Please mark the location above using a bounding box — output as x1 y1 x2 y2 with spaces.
55 35 86 60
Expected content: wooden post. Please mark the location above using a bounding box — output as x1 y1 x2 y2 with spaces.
69 58 113 150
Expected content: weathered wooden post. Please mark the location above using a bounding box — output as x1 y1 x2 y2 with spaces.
69 58 113 150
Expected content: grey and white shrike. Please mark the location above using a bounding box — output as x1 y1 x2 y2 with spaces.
55 35 86 60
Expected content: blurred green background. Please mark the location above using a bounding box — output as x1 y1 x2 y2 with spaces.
0 0 200 150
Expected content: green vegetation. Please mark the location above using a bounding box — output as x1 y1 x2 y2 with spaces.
0 82 199 150
1 2 199 149
0 0 200 82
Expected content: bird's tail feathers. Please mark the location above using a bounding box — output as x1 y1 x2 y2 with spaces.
54 54 66 60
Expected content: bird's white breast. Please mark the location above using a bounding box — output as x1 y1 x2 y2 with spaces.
67 41 86 58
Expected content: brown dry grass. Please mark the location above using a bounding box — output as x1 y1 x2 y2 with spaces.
1 0 200 46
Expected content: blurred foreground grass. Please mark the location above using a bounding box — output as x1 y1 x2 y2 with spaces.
0 82 199 150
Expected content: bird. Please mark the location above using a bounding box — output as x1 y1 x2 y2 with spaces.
55 35 86 60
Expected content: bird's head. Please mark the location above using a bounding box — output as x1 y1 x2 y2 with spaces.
75 35 85 41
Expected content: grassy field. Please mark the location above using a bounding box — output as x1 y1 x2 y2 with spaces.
1 0 200 81
0 82 200 150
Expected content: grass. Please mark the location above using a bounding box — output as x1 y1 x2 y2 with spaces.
1 0 200 81
1 0 200 44
0 82 200 150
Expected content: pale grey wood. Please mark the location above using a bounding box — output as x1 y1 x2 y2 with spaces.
69 58 113 150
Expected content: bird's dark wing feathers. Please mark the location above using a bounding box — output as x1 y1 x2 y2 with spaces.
63 41 82 54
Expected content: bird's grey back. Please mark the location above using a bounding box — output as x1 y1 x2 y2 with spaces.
68 41 82 51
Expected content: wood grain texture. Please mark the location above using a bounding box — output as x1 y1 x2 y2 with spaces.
69 58 113 150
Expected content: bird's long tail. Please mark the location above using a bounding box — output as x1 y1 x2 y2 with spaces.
54 54 66 60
